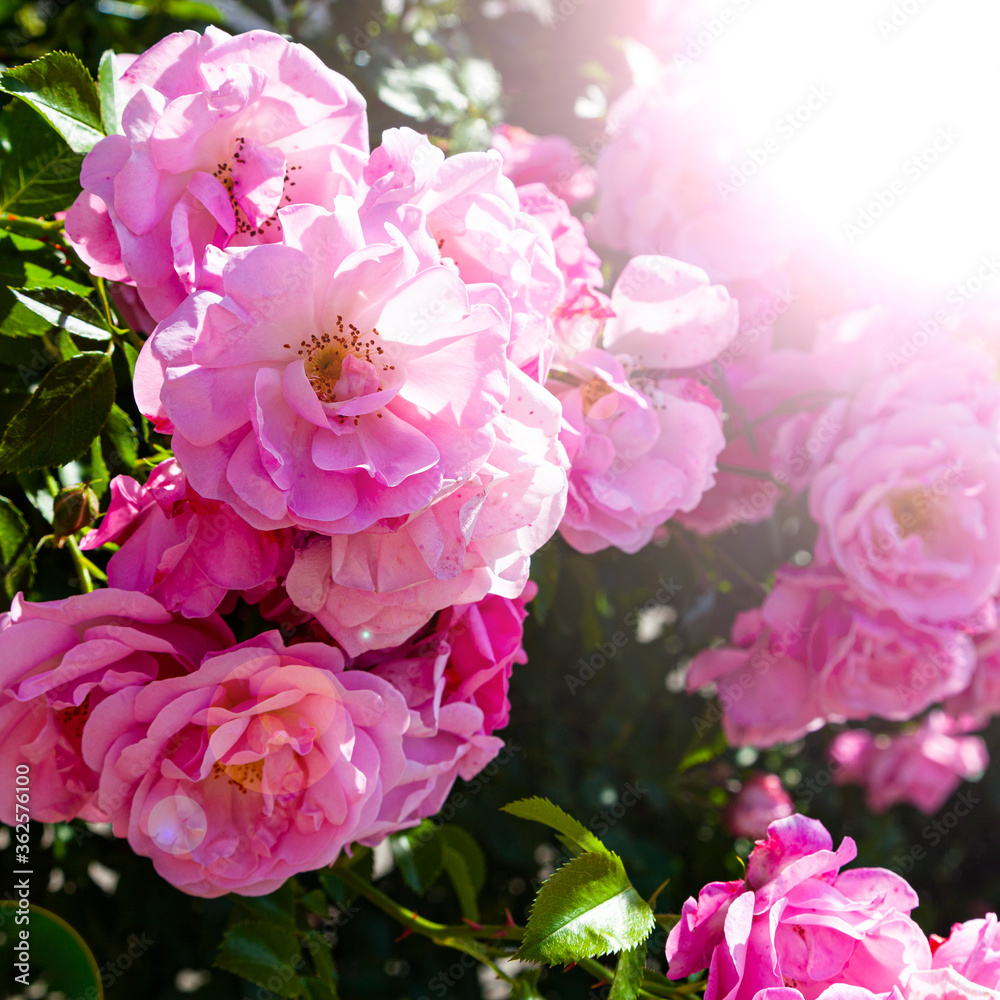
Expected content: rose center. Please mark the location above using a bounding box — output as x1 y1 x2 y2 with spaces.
581 377 615 415
889 488 936 539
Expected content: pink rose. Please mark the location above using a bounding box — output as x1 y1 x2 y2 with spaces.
722 773 794 840
355 586 532 839
83 632 409 897
902 968 1000 999
0 590 232 825
359 127 564 379
551 348 725 553
284 370 567 654
931 912 1000 989
81 459 291 618
491 123 597 206
135 199 514 535
947 624 1000 728
810 402 1000 629
65 27 368 321
829 713 987 814
665 814 931 998
689 569 977 747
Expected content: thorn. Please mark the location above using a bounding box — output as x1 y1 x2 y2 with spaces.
395 927 414 942
461 918 483 931
505 907 517 926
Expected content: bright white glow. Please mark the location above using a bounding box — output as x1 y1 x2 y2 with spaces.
695 0 1000 292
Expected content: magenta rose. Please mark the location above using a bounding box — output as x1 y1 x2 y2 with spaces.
931 913 1000 989
81 459 292 618
355 585 532 840
83 632 409 897
665 814 931 998
65 27 368 321
0 590 232 825
722 773 794 841
551 348 725 553
491 123 596 206
829 713 987 814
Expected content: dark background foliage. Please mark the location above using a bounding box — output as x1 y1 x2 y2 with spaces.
1 1 999 997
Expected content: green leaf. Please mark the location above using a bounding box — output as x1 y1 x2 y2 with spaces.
9 286 111 341
97 49 123 136
1 51 104 154
0 496 34 600
515 852 655 966
502 797 608 856
439 826 486 922
0 101 83 218
677 725 728 775
215 920 305 997
101 403 138 479
390 821 444 895
608 944 646 1000
0 352 115 473
377 62 468 124
118 338 139 378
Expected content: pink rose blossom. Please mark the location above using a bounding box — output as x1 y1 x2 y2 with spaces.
354 585 532 839
810 403 1000 630
902 968 1000 999
491 123 597 205
65 27 368 321
135 198 515 536
931 912 1000 989
550 348 725 553
359 127 564 379
947 625 1000 729
665 814 931 998
81 459 291 618
829 713 987 814
83 632 409 897
284 370 567 654
0 590 232 825
688 568 976 747
723 773 794 840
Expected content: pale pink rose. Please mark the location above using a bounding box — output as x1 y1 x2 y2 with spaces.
135 199 516 536
665 814 931 998
931 912 1000 989
355 585 532 839
810 403 1000 630
108 282 156 336
283 371 567 654
947 624 1000 729
550 348 725 553
359 127 564 379
0 590 232 825
83 632 409 897
81 460 292 618
688 568 976 747
65 26 368 321
903 967 1000 999
590 68 791 293
722 773 794 840
491 123 597 206
829 713 987 815
551 284 615 366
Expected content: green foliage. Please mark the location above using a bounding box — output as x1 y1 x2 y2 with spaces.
0 352 115 473
515 851 655 965
503 796 609 856
440 825 487 921
96 48 123 135
0 494 33 597
391 821 446 895
0 51 104 152
9 286 112 341
608 944 646 1000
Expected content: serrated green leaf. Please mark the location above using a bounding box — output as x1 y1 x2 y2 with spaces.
502 797 607 856
97 49 123 137
390 821 444 895
608 944 646 1000
215 920 305 997
515 852 654 965
0 352 115 473
0 101 83 218
1 51 104 154
9 287 111 341
0 496 34 601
